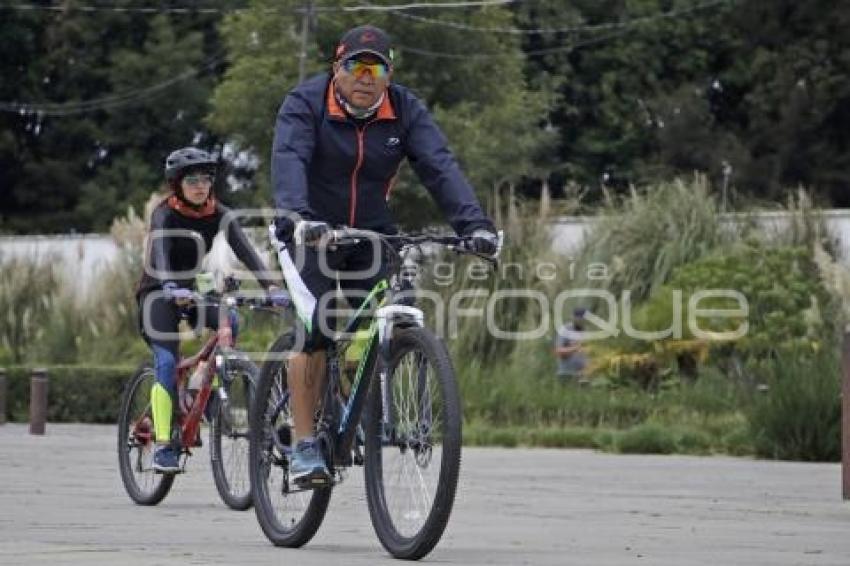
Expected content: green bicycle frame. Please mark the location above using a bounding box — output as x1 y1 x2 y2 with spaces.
335 279 387 453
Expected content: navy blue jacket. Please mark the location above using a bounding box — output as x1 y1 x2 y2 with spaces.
271 73 494 235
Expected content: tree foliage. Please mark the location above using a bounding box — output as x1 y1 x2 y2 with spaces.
0 1 226 232
2 0 849 233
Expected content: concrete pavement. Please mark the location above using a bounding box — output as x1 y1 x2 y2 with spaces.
0 423 848 565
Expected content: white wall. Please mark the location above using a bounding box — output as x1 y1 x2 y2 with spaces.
0 231 265 293
0 234 120 290
550 209 850 260
3 210 849 296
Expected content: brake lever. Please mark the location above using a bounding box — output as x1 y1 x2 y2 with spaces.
448 244 500 271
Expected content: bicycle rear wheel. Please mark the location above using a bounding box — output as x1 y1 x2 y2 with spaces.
364 327 462 560
211 356 257 510
117 363 175 505
250 333 332 547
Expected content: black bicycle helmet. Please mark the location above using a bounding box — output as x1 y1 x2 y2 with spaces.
164 147 217 182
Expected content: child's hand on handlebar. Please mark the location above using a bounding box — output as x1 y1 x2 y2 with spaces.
162 281 194 306
266 285 291 307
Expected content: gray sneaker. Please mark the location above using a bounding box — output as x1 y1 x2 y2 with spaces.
290 438 331 487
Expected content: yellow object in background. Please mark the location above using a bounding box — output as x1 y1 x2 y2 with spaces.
195 272 216 295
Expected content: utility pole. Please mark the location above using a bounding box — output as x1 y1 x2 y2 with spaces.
721 160 732 213
297 0 313 84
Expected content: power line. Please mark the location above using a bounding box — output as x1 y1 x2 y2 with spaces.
312 4 674 60
395 29 634 59
0 52 227 116
311 0 514 10
381 0 732 35
1 0 515 15
0 0 730 114
1 3 228 14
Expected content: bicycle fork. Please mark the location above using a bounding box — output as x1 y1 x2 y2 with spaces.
376 305 425 444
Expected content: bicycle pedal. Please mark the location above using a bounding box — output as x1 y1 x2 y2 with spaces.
154 466 185 475
351 444 364 466
293 471 333 489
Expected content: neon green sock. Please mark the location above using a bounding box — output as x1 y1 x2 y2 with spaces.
151 383 173 443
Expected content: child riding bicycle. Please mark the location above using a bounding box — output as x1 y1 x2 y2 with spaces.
136 147 284 473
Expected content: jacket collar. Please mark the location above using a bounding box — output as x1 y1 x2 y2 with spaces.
327 80 396 122
167 194 217 218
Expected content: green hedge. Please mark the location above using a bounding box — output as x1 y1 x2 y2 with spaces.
2 365 137 423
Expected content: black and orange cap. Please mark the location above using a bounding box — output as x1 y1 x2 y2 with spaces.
335 25 393 67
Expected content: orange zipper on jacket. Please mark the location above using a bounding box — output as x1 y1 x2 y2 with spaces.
349 119 381 227
349 126 367 226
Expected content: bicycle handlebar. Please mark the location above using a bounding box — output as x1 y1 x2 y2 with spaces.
166 289 291 310
325 227 505 265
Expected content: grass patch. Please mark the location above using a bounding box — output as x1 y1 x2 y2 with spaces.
614 423 678 454
464 422 607 449
747 350 841 461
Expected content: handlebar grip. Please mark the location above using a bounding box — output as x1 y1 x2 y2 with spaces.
164 287 196 302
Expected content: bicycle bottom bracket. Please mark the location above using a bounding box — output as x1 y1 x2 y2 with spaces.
276 424 291 447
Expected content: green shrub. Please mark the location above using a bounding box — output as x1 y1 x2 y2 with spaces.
675 427 713 455
464 423 607 449
593 242 836 387
614 423 679 454
670 244 830 357
4 365 136 423
747 350 840 461
524 427 599 448
721 424 755 457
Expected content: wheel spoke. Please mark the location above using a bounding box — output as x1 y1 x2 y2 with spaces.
212 366 254 507
378 349 443 537
258 366 313 529
118 366 172 505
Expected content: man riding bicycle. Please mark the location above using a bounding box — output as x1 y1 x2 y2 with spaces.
272 25 498 486
137 147 283 473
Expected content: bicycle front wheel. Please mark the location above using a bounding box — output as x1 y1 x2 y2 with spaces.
211 357 257 511
250 333 332 547
364 327 462 560
117 363 175 505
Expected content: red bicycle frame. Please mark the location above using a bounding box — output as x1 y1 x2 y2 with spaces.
173 311 235 449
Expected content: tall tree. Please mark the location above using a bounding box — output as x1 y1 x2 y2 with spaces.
517 0 850 205
0 1 226 233
721 0 850 204
515 0 738 194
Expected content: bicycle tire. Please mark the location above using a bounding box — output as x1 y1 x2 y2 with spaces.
250 332 332 547
364 327 462 560
211 357 257 511
117 362 175 506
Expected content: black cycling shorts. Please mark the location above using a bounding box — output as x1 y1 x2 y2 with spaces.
137 292 227 358
292 239 388 352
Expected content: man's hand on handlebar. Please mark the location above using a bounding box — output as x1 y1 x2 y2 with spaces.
274 216 332 246
462 229 499 258
294 220 330 245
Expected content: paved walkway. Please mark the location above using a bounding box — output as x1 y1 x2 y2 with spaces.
0 423 848 565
